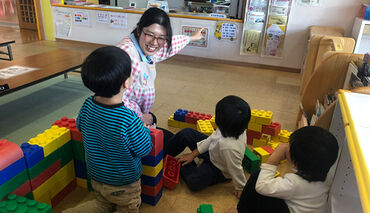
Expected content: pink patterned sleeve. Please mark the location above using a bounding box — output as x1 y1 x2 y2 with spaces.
154 35 190 63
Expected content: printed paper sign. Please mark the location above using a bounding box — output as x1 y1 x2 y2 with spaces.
0 66 39 79
74 11 90 26
96 12 109 24
182 26 208 48
214 22 238 41
109 12 127 29
55 9 72 37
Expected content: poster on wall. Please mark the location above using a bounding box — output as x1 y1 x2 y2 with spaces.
109 12 127 29
55 9 72 37
214 22 238 41
296 0 320 6
182 26 208 48
74 11 90 26
263 24 286 56
96 12 109 24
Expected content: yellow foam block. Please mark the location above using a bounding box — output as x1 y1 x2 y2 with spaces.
76 177 88 189
33 161 75 202
179 121 197 129
168 114 180 128
142 159 163 177
278 130 292 143
29 126 71 157
253 138 267 147
248 122 262 132
255 110 273 125
210 116 217 130
253 147 270 163
196 120 214 136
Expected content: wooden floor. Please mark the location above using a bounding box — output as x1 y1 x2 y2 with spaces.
0 25 301 213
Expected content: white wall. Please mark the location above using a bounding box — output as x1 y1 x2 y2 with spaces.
52 0 364 69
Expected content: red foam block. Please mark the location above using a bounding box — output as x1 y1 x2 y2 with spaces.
262 122 281 136
31 160 61 190
12 180 32 197
141 178 163 197
53 117 82 142
163 155 180 189
0 139 24 171
51 179 77 207
149 129 163 157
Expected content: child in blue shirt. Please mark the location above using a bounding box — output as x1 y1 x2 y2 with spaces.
64 46 152 213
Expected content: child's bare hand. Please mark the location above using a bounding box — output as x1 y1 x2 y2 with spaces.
141 113 154 126
177 153 195 166
190 28 205 42
267 143 290 165
233 189 242 199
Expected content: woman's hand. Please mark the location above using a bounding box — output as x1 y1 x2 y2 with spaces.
141 113 154 126
266 143 290 166
190 28 205 42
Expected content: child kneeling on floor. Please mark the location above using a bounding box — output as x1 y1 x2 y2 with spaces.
232 126 339 213
165 95 251 198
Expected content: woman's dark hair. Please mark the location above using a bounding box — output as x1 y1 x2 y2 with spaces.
290 126 339 182
81 46 131 97
132 7 173 52
215 95 251 139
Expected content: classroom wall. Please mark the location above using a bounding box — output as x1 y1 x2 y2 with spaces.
51 0 364 70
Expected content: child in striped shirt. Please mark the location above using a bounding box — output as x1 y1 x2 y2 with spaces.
64 46 152 213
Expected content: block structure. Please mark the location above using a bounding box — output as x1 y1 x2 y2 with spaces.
141 129 164 205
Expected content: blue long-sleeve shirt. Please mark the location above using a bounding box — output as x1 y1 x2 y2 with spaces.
77 96 152 186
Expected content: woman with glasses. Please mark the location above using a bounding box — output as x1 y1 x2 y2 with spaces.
117 7 204 128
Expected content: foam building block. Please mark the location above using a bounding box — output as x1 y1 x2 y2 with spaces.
242 147 261 174
148 129 163 157
163 155 180 189
253 147 270 163
174 109 188 122
28 126 71 157
0 139 24 171
0 194 51 213
168 114 180 128
141 179 163 197
197 204 214 213
0 157 26 186
141 189 162 206
262 122 281 136
142 150 163 167
20 143 44 169
53 117 82 142
196 120 214 136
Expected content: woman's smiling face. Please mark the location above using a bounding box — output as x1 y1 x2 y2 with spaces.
138 23 167 56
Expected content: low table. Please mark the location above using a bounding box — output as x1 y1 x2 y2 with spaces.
0 49 86 96
0 40 15 61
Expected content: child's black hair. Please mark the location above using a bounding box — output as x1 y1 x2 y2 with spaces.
132 7 173 52
215 95 251 139
81 46 131 97
289 126 339 182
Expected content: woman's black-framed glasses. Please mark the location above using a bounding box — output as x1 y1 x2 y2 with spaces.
142 30 168 45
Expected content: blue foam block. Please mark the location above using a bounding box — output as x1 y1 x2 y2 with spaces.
20 143 44 169
74 159 87 179
0 157 26 186
141 188 162 206
142 149 163 167
141 169 163 186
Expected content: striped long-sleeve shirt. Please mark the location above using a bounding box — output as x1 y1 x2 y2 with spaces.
77 96 152 186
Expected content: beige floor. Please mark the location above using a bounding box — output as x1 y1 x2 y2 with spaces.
1 25 301 213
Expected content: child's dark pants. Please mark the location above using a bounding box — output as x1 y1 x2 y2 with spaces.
237 170 290 213
164 128 228 191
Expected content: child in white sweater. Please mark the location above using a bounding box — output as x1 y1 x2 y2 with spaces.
235 126 339 213
164 95 251 198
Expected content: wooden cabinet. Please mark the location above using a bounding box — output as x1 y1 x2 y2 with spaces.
297 31 362 130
